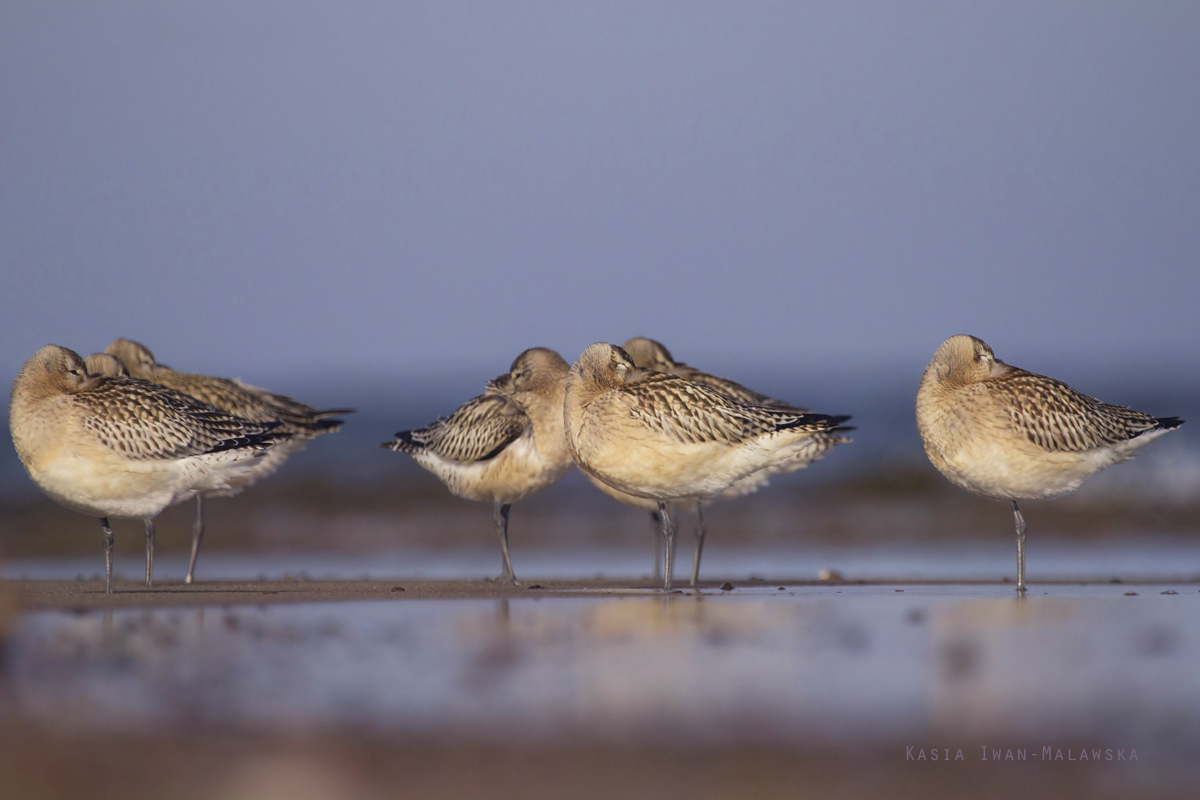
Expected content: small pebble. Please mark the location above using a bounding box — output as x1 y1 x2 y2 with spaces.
390 587 405 593
778 587 786 591
720 582 734 591
894 589 904 592
818 568 843 582
528 584 545 590
1161 590 1178 595
1124 592 1138 596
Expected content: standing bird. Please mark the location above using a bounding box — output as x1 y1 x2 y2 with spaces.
607 337 851 585
565 343 851 590
381 348 574 585
916 335 1184 593
10 345 281 593
104 339 350 583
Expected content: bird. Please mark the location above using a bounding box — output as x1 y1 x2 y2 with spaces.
596 337 851 586
564 343 851 590
104 338 350 584
9 345 283 593
621 336 795 409
380 348 574 585
916 335 1184 593
84 352 129 378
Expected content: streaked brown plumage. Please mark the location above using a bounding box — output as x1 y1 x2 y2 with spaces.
104 338 349 583
565 343 850 590
392 387 526 465
620 338 851 477
916 334 1184 592
611 366 839 450
612 337 851 585
381 348 574 585
10 345 281 593
106 339 349 433
622 337 795 410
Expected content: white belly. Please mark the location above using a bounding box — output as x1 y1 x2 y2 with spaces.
29 451 188 519
413 435 572 504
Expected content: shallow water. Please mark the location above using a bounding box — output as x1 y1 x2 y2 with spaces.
4 584 1199 763
6 540 1200 583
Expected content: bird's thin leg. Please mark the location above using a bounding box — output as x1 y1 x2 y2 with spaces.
650 511 663 582
492 502 520 586
668 521 677 583
1012 501 1027 594
691 501 707 587
101 518 114 595
144 519 156 587
186 494 205 585
658 501 675 592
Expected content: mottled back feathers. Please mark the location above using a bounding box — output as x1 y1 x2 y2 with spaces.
383 390 527 464
76 376 282 460
990 369 1181 453
106 339 349 435
622 369 846 446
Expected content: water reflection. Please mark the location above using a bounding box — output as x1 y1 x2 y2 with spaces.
7 540 1200 583
5 587 1200 754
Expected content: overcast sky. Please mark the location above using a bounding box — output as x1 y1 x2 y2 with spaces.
2 1 1197 387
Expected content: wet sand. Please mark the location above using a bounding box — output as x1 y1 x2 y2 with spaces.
4 575 1198 798
0 731 1172 800
6 576 814 611
10 575 1197 612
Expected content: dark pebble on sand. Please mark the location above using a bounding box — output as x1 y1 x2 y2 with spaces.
1124 592 1138 596
390 587 405 593
720 582 734 591
1161 590 1178 595
528 585 545 590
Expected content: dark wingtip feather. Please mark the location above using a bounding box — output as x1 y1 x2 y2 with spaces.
381 430 420 452
206 430 281 455
777 413 848 433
